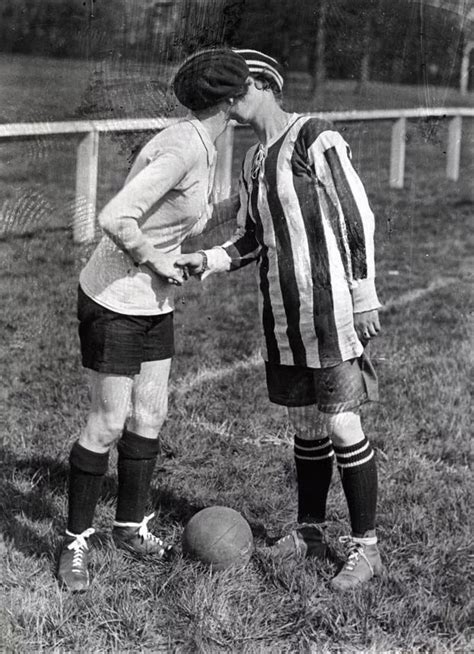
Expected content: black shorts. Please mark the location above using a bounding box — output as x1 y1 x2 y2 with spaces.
77 285 174 376
265 352 378 413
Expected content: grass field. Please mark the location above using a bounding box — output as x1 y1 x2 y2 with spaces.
0 55 473 652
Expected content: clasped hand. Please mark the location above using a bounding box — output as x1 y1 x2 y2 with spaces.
147 251 381 347
145 250 204 286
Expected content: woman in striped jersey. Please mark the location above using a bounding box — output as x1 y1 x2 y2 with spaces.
177 49 383 590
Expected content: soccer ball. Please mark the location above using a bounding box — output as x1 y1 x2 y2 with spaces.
182 506 254 570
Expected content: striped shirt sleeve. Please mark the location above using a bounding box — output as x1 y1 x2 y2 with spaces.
309 130 380 312
204 164 262 276
222 170 261 269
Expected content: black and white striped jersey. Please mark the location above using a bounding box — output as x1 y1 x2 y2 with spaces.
217 114 381 369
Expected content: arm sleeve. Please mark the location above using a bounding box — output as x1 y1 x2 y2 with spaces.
310 130 381 312
98 140 194 264
202 171 262 278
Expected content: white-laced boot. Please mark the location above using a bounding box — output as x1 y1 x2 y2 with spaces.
112 513 173 558
261 523 327 561
331 535 382 590
57 528 95 592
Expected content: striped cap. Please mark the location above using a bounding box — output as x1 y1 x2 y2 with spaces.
233 49 284 91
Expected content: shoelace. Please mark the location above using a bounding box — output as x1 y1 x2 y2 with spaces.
137 513 162 544
339 536 373 574
271 530 305 554
114 513 172 555
66 527 95 571
274 532 297 548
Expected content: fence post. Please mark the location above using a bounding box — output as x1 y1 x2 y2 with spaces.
74 129 99 243
214 123 235 201
446 115 462 181
389 117 406 189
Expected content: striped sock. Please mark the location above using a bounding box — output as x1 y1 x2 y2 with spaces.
294 435 334 524
334 436 377 537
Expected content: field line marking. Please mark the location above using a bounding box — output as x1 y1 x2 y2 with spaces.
170 351 262 395
171 276 457 394
176 409 293 447
380 276 457 312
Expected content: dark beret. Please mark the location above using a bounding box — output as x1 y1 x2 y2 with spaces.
173 48 249 111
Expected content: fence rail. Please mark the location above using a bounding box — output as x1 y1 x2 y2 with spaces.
1 108 472 243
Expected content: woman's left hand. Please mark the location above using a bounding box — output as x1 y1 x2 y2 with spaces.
354 309 380 344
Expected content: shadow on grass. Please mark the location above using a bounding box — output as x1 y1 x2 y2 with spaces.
0 450 75 558
0 449 270 559
0 450 132 558
151 485 270 542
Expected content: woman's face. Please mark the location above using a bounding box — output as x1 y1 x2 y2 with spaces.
229 77 263 124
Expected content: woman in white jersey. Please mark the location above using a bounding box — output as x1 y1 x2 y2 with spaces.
178 49 383 591
57 49 250 591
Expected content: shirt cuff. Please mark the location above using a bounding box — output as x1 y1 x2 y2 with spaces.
200 246 232 280
351 278 382 313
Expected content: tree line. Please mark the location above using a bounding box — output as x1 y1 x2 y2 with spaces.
0 0 470 91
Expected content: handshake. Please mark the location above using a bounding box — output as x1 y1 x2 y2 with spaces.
145 250 207 286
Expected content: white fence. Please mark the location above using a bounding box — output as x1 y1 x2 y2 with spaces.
0 108 472 243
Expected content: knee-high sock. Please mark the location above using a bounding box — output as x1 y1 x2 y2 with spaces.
294 435 334 524
67 441 109 534
115 429 160 523
334 436 378 537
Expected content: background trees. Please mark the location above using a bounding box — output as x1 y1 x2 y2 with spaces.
0 0 472 91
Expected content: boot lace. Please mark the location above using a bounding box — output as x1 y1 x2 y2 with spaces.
137 513 163 545
114 513 171 556
339 536 373 574
278 532 297 546
66 528 95 570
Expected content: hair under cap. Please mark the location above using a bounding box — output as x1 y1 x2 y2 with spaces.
173 48 249 111
233 49 284 91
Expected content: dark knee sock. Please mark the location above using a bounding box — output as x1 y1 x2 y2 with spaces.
294 435 334 524
115 429 160 523
67 441 109 534
334 436 378 537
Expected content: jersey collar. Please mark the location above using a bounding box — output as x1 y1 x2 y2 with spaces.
185 117 217 167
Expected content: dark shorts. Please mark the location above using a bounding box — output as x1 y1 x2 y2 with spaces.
265 351 378 413
77 285 174 376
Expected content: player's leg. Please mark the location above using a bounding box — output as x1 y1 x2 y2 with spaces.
315 357 381 590
325 410 378 538
261 364 333 559
58 287 143 591
288 404 334 529
59 371 134 591
112 311 175 557
112 358 173 557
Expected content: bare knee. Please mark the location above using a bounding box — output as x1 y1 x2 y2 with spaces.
128 405 168 439
326 411 364 447
287 406 328 440
80 411 126 452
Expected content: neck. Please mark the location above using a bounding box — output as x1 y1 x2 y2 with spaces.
250 104 290 146
194 110 229 143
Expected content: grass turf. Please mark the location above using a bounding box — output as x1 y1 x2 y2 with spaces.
0 55 473 652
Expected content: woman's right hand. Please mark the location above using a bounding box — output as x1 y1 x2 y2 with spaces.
175 252 205 276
